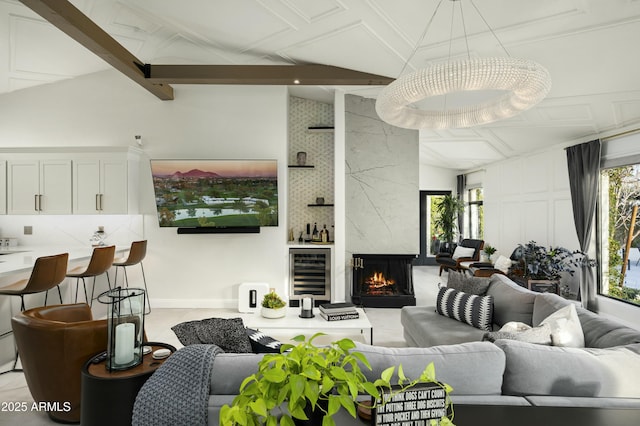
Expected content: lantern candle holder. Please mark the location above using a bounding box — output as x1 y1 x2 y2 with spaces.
299 296 315 318
98 287 146 371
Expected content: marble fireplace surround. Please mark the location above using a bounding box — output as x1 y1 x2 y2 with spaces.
344 95 419 259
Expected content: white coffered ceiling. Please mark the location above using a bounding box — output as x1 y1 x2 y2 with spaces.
2 0 640 170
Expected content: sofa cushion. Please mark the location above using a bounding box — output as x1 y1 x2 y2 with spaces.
446 271 491 295
210 352 263 395
354 341 506 396
401 306 488 347
436 287 494 331
486 274 536 327
539 304 585 347
495 340 640 398
575 308 640 348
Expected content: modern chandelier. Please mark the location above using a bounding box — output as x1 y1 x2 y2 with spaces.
375 0 551 130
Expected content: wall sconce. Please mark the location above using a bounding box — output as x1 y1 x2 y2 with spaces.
299 296 314 318
135 135 142 147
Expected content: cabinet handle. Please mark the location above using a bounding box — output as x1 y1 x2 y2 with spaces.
34 194 39 212
100 194 104 211
39 194 43 211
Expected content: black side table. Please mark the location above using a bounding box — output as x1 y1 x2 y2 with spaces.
81 342 176 426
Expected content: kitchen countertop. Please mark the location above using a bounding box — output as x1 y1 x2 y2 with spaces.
0 246 127 277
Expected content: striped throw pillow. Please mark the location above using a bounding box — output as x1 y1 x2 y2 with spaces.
436 287 494 331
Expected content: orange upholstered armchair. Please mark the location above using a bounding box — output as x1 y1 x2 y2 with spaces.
11 303 108 423
435 239 484 276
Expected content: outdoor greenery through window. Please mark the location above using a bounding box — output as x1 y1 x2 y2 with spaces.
468 188 484 240
600 164 640 305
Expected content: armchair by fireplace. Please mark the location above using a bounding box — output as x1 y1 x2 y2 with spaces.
436 239 484 276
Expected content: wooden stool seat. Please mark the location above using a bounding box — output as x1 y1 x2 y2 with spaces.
66 245 115 307
113 240 150 314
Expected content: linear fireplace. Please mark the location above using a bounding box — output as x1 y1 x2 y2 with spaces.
351 254 416 308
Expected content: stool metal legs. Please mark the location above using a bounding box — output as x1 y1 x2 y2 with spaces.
114 263 150 314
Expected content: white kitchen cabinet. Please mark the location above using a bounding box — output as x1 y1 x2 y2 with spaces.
7 160 72 214
0 161 5 214
73 158 128 214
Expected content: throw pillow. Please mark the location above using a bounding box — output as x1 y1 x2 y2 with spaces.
540 304 585 347
436 287 494 331
482 323 552 345
493 255 512 274
446 271 491 295
452 246 476 260
171 320 203 346
245 328 283 353
195 318 253 353
171 317 253 353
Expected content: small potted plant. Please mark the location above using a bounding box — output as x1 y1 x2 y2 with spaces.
219 333 454 426
261 291 287 319
483 244 497 262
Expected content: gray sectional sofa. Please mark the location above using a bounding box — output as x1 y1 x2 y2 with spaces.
134 273 640 425
401 273 640 408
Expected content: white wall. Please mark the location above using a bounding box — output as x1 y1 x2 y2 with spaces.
482 139 640 329
483 147 579 255
419 163 459 192
0 69 289 308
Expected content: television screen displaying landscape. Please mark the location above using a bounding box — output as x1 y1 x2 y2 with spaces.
150 159 278 227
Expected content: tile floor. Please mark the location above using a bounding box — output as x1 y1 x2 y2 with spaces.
0 265 444 426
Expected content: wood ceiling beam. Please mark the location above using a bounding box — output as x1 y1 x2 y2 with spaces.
19 0 174 100
145 64 394 86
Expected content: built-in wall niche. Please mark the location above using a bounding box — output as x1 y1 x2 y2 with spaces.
287 97 335 242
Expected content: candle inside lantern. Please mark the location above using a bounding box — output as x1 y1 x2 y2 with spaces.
302 297 312 311
115 323 135 365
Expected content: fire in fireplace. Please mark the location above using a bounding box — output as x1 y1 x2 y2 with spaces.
351 254 416 308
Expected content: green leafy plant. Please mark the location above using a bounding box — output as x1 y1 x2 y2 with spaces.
433 195 465 245
483 245 497 257
219 333 454 426
518 241 595 280
262 291 286 309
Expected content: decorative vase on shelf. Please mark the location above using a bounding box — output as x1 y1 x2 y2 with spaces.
296 151 307 166
261 306 286 319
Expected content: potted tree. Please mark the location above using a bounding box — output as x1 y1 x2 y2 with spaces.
261 291 287 319
433 195 465 252
219 333 454 426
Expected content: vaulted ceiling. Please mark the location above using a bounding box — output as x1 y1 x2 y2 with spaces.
2 0 640 170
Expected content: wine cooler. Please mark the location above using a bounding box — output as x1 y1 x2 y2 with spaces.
289 248 331 306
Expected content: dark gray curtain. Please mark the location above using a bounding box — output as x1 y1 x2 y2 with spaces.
456 174 465 242
566 139 601 309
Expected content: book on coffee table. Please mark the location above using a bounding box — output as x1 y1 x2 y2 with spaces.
320 311 360 321
319 302 356 314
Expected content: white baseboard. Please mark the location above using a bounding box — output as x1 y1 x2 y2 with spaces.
150 298 237 309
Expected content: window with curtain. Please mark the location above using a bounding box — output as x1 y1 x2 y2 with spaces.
468 187 484 240
599 163 640 306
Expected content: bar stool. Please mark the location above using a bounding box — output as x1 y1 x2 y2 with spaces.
0 252 69 373
113 240 150 314
66 245 115 307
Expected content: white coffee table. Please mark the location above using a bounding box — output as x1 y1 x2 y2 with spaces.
239 308 373 344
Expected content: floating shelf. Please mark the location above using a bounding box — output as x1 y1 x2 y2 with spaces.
307 126 334 133
307 204 334 207
288 165 315 168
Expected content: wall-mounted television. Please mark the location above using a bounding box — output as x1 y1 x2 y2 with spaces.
150 159 278 229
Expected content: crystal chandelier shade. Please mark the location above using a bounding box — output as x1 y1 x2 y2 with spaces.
375 57 552 129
